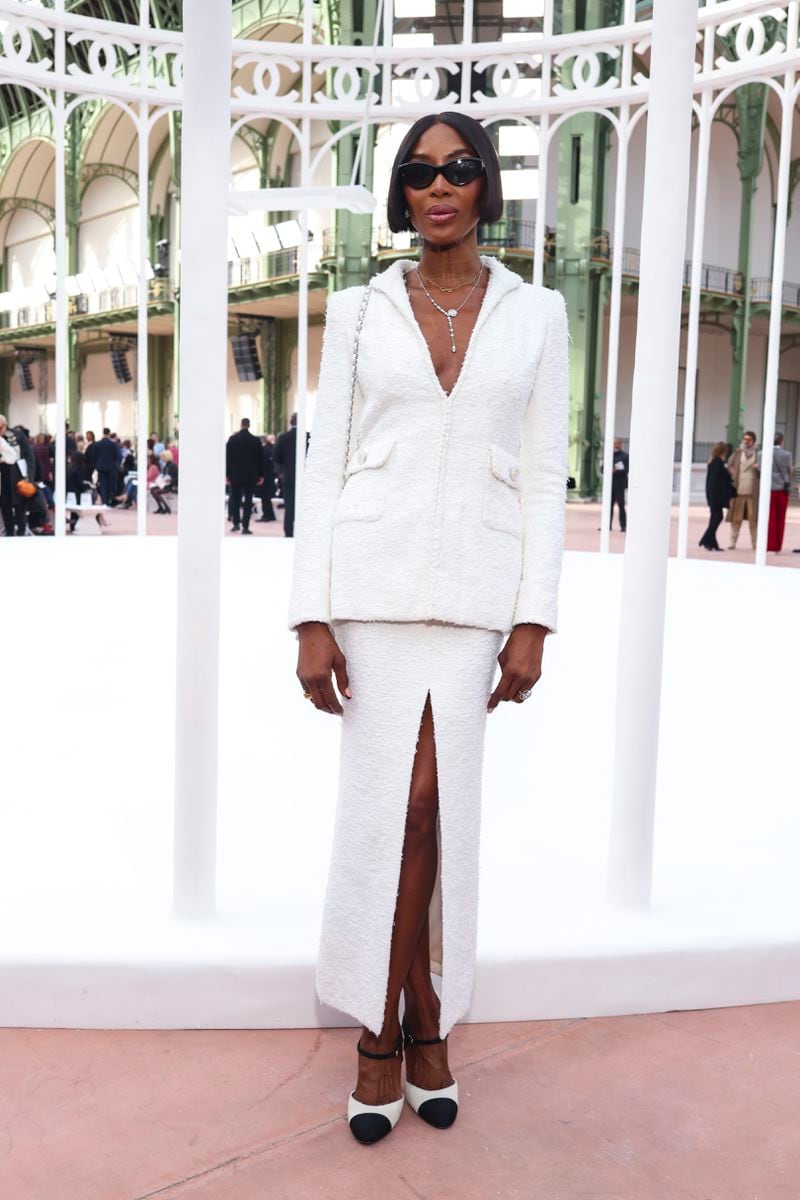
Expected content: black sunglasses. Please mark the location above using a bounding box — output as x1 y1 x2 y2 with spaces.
398 156 485 190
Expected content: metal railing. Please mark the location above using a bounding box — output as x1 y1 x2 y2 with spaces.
0 279 175 330
621 436 718 466
752 277 800 309
370 219 540 255
227 247 300 287
623 249 800 306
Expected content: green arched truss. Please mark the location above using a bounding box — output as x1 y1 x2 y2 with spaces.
0 197 55 233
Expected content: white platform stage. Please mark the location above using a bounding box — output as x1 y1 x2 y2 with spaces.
1 538 798 1029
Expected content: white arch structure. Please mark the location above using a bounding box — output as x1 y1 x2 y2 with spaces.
1 0 799 1026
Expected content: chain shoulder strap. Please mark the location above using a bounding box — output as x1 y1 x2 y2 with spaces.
342 282 372 485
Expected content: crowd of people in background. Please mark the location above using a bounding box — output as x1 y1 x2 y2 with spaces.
2 412 797 550
699 431 797 554
0 417 182 535
0 412 304 537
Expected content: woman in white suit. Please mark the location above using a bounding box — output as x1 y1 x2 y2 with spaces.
288 112 569 1143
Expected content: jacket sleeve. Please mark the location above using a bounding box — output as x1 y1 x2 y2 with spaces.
512 287 570 634
287 289 360 632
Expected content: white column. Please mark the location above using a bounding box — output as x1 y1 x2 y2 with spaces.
677 2 717 559
600 0 636 552
532 0 554 288
136 121 150 539
754 67 796 566
460 0 474 106
676 94 711 559
598 108 629 553
173 0 232 916
53 2 66 538
294 0 313 509
606 0 698 907
136 109 150 539
136 0 150 539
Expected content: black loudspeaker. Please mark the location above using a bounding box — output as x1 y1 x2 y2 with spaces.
15 359 34 391
110 345 132 383
231 333 262 382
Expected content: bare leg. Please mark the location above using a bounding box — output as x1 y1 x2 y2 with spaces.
401 911 454 1090
354 694 449 1102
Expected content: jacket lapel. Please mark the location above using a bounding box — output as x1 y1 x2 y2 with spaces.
370 254 523 394
371 254 521 336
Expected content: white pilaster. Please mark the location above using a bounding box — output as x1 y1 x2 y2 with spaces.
172 0 232 916
606 0 699 907
754 65 797 565
136 0 150 539
53 0 66 538
600 0 637 553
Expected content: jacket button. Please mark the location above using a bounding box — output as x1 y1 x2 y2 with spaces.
510 466 519 481
357 448 366 464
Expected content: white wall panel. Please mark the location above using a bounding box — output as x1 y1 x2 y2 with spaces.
78 177 138 272
80 349 135 438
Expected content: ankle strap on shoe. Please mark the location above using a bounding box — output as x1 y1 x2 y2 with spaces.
402 1020 443 1047
356 1033 403 1060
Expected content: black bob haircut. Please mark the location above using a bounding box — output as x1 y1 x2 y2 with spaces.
386 112 503 234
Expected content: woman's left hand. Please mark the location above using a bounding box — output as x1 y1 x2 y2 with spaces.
487 623 548 713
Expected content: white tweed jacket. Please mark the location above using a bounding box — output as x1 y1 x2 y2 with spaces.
287 253 569 636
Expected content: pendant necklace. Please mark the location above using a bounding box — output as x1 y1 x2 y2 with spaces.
415 264 485 354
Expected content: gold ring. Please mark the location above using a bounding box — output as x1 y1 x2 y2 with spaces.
302 690 312 699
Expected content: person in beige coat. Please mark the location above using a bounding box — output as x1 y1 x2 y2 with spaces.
287 112 569 1144
727 431 760 549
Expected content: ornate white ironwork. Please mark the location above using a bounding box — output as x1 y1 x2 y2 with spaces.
0 14 52 72
553 44 621 93
0 0 798 115
715 8 788 68
391 59 459 105
66 31 138 81
312 59 380 105
472 55 541 104
234 53 301 102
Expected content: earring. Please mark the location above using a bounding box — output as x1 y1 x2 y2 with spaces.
404 207 409 218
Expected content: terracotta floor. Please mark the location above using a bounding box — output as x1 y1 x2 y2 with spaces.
2 1002 798 1200
63 500 800 567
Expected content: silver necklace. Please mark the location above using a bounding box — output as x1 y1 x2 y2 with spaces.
415 264 485 353
417 266 479 294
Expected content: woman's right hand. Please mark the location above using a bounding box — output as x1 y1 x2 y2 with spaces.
296 622 351 714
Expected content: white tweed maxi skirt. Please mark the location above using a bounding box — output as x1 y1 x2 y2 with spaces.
316 618 504 1040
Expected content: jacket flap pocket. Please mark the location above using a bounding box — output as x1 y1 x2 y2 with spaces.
489 443 521 489
346 436 395 477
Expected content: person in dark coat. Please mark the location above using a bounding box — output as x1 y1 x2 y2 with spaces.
273 413 309 538
257 435 277 523
610 437 629 532
225 417 263 534
0 415 20 536
84 430 96 474
11 424 37 535
699 441 735 551
66 450 90 533
92 428 122 506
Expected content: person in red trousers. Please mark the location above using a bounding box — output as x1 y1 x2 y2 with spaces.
767 432 793 552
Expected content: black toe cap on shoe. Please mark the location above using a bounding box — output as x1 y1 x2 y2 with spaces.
349 1113 393 1144
418 1098 458 1129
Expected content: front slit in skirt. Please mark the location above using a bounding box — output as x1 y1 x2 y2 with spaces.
316 619 504 1040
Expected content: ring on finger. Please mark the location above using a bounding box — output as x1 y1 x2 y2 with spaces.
517 687 533 701
302 689 313 700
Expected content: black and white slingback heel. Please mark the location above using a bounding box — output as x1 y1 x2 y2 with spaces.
347 1033 405 1144
401 1019 459 1129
